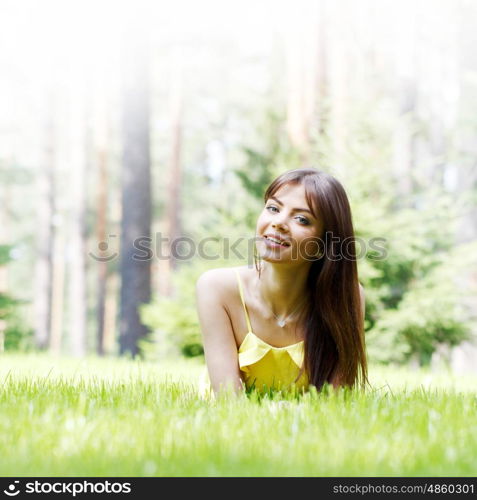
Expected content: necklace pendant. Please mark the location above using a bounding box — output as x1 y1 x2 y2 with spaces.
277 319 286 328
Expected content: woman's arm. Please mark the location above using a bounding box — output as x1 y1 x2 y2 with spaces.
195 269 243 395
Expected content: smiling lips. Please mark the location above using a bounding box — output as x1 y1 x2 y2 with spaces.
263 234 291 247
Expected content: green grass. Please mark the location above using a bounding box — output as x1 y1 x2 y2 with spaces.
1 353 476 477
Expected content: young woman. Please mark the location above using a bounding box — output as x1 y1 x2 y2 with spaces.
196 168 368 395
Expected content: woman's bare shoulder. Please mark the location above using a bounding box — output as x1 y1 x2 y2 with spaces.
196 265 251 297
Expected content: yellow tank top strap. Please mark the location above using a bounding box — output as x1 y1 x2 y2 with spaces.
234 269 253 333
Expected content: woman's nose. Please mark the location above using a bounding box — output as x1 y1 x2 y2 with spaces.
272 215 288 230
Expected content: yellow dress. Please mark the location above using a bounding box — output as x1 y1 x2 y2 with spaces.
199 269 308 397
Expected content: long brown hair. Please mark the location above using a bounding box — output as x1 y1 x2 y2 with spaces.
259 168 369 391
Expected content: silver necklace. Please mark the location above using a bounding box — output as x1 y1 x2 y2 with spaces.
261 293 307 328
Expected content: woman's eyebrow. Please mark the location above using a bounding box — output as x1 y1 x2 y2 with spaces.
269 196 313 215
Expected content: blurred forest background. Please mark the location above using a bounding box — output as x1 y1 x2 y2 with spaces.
1 0 476 373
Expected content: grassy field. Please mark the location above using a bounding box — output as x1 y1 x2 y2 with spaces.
0 353 476 477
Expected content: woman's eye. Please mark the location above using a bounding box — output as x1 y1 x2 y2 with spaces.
266 205 309 224
296 216 310 225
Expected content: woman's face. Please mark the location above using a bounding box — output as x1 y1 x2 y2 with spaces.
255 182 324 265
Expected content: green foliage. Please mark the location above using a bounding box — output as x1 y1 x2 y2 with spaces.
3 311 34 351
141 288 202 359
141 258 247 360
353 170 476 365
0 292 18 319
234 147 276 200
366 241 477 365
0 244 33 351
0 244 13 266
233 109 303 226
328 102 477 367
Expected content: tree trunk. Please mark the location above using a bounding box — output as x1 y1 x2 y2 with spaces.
49 227 65 355
285 0 321 163
119 36 152 357
315 0 328 139
96 149 108 356
33 105 55 349
160 56 184 297
392 3 419 203
327 0 349 172
104 270 119 355
68 83 88 357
